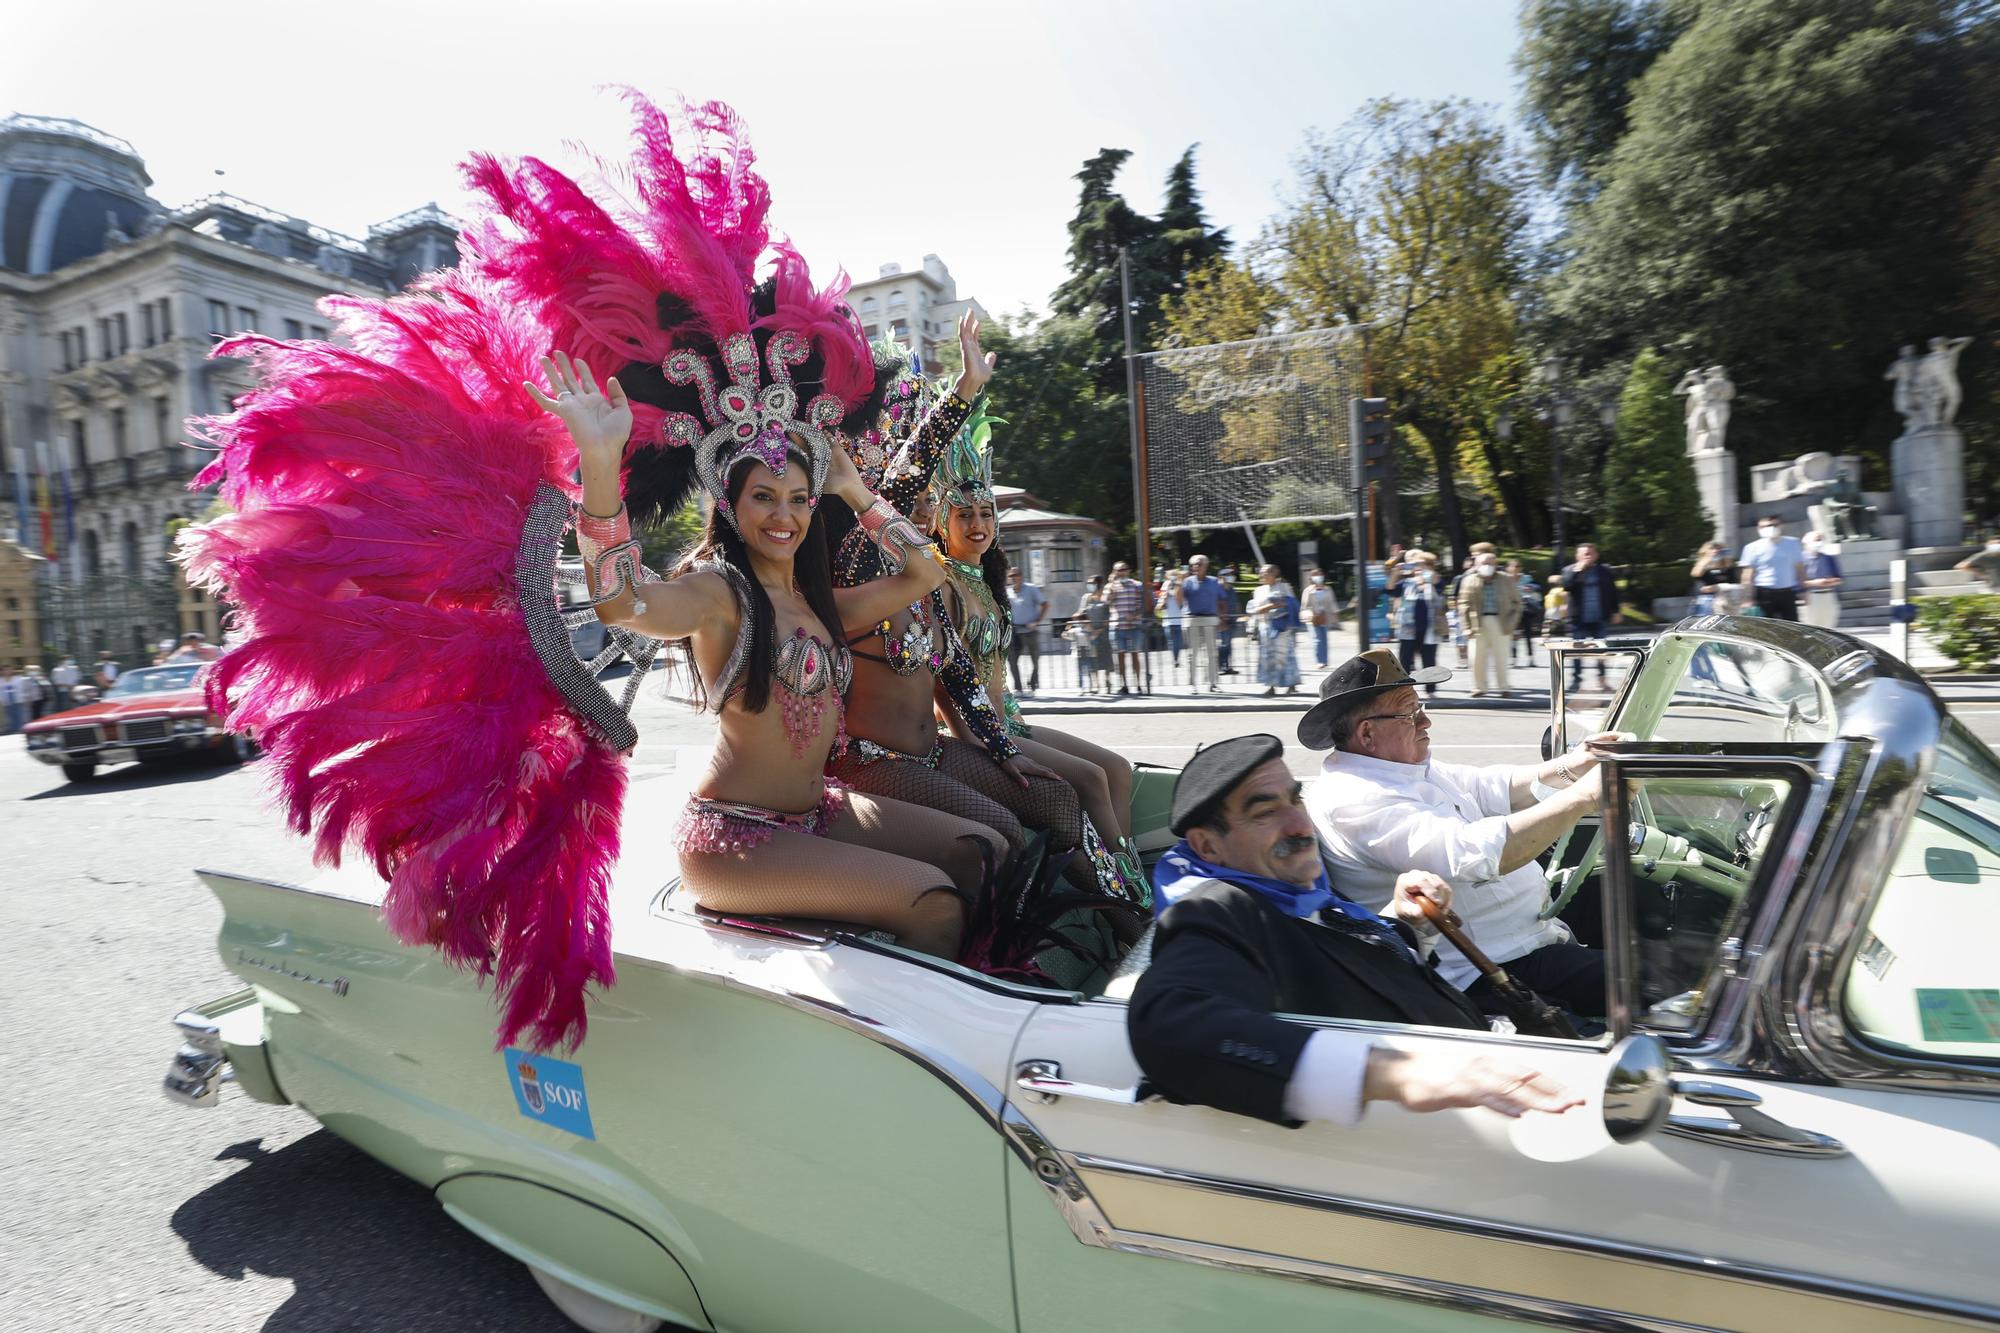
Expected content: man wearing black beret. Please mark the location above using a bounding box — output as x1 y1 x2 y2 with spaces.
1127 734 1579 1128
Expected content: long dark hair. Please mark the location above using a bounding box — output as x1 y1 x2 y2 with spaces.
936 484 1014 629
670 450 841 714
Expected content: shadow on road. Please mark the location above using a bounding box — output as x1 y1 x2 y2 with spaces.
19 754 252 801
172 1133 563 1332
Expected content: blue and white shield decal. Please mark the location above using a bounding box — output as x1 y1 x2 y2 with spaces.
504 1048 595 1139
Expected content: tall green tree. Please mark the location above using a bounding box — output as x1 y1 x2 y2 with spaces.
1166 99 1538 564
1599 348 1713 563
1516 0 1688 200
1548 0 2000 481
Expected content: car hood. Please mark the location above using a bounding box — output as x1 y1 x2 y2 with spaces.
24 692 209 731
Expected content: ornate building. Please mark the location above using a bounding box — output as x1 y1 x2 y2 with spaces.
0 113 457 662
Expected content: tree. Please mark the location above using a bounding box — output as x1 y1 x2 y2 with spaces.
1165 100 1538 564
1599 348 1713 564
1548 0 2000 481
1515 0 1687 200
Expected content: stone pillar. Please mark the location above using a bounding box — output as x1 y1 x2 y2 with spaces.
1892 426 1965 549
1691 448 1738 547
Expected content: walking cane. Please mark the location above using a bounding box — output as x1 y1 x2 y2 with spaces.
1412 896 1581 1040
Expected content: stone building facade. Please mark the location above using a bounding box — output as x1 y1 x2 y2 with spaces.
845 255 989 372
0 113 456 662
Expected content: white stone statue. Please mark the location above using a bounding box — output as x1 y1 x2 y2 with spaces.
1916 336 1973 429
1673 365 1733 454
1884 344 1923 431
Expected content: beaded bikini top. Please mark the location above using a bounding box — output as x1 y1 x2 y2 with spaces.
700 560 851 758
943 555 1011 672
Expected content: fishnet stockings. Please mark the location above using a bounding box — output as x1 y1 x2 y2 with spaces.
827 747 1026 856
677 790 1004 959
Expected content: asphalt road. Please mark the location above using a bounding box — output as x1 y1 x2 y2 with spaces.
6 687 1999 1333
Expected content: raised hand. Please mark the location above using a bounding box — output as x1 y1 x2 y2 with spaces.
526 351 632 475
824 430 869 509
953 309 998 400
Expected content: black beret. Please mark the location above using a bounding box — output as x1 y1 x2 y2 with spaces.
1296 648 1451 751
1171 733 1286 835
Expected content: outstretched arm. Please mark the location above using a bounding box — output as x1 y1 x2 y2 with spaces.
528 351 720 639
877 311 995 513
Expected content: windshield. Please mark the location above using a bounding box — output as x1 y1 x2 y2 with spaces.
1846 719 2000 1061
1615 634 1838 746
106 665 203 697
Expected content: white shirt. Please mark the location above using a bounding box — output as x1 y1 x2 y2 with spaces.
52 662 80 687
1308 749 1571 988
1740 534 1804 589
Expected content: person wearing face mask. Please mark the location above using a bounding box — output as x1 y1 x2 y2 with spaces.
1127 734 1582 1128
1955 535 2000 591
1300 566 1339 668
1456 543 1522 698
1391 552 1445 695
1800 530 1845 629
1739 518 1806 621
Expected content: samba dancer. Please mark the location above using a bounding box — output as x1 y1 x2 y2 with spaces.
928 413 1141 868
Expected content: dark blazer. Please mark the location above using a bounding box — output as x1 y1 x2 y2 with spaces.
1128 881 1486 1127
1556 563 1621 624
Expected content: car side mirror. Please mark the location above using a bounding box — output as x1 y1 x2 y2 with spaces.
1603 1033 1672 1144
1540 725 1555 762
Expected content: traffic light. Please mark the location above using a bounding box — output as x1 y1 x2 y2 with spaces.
1349 397 1392 489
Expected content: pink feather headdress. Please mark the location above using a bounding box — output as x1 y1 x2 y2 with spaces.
182 94 869 1050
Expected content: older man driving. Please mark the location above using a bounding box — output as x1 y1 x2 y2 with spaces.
1300 650 1618 1019
1127 735 1579 1128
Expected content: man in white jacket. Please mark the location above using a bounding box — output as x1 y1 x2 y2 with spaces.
1299 649 1621 1018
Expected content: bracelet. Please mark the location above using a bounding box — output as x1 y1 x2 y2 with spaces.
573 502 649 612
575 501 631 560
857 496 941 576
1554 755 1577 786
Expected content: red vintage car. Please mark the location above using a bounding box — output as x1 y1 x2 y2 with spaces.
22 662 253 783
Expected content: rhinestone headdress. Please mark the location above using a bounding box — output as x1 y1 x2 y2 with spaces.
660 329 848 533
850 340 935 493
931 394 1000 509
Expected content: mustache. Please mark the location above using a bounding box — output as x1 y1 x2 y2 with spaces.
1272 835 1317 859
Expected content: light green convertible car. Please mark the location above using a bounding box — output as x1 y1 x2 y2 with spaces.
165 616 2000 1333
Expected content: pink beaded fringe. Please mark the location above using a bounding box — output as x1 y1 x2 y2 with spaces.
673 782 847 856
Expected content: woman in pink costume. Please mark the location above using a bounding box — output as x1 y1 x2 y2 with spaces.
183 96 1009 1048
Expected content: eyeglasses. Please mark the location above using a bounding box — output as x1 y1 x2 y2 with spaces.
1356 704 1429 727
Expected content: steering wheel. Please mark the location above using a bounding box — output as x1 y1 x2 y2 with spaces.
1541 777 1655 921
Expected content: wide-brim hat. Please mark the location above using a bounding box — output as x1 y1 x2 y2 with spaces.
1296 648 1451 751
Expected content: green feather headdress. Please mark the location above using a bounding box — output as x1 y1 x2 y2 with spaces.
932 390 1003 509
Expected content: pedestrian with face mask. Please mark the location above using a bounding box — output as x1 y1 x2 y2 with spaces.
1392 552 1446 695
1456 543 1522 698
1300 566 1339 668
1739 518 1806 621
1801 530 1844 629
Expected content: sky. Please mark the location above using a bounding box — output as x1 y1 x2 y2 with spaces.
3 0 1526 321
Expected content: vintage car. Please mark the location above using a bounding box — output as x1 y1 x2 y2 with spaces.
25 661 253 782
162 616 2000 1332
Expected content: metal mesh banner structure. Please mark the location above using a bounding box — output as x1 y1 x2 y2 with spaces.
1137 326 1369 535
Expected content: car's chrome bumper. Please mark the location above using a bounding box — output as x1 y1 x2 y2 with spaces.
162 1010 232 1107
160 990 286 1108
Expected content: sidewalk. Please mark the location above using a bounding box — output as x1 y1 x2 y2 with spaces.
1012 624 2000 716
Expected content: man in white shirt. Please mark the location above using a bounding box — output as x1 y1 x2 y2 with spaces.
1127 733 1580 1127
1300 649 1618 1018
51 656 81 711
1739 517 1806 621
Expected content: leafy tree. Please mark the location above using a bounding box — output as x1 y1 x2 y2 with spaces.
1515 0 1687 199
1548 0 2000 483
1165 100 1537 564
1599 348 1712 563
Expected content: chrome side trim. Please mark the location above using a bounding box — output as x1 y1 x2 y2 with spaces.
1059 1152 2000 1329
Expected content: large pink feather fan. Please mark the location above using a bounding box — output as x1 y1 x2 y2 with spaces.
181 270 620 1052
462 91 875 429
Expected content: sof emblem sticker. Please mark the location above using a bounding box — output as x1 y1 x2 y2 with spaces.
504 1048 596 1140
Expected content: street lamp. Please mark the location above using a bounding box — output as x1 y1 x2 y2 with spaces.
1496 355 1578 571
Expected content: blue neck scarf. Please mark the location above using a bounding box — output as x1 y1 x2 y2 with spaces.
1150 841 1409 950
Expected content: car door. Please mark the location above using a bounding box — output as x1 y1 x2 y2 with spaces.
1000 744 2000 1333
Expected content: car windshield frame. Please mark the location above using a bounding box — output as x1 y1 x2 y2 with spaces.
105 665 204 698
